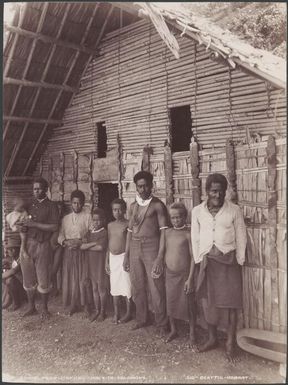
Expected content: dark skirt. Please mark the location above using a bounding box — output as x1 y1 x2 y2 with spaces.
62 248 90 308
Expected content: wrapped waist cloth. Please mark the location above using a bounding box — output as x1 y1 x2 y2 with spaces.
196 246 243 327
165 266 193 322
109 252 132 299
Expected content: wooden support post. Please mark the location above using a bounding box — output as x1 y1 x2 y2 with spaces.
226 138 238 204
267 135 278 268
59 152 65 202
89 153 94 213
117 134 123 199
163 140 173 205
189 136 201 207
48 156 53 195
141 145 153 172
73 150 78 189
266 135 279 332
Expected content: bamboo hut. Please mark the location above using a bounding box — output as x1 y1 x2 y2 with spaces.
3 2 286 334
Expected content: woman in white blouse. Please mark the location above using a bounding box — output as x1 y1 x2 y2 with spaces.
58 190 92 316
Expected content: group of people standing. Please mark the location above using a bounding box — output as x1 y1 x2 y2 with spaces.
3 170 247 362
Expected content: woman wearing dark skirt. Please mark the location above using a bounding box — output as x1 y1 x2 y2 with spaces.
58 190 92 316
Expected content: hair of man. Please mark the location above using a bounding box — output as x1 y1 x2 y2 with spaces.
206 173 228 192
33 177 49 192
133 170 153 185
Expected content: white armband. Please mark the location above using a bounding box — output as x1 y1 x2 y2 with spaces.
127 228 133 233
159 226 168 230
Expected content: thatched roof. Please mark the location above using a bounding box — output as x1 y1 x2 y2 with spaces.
119 2 286 88
3 2 139 179
3 2 286 179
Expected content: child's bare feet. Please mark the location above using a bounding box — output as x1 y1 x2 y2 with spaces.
165 331 178 343
156 326 168 338
119 313 132 324
40 309 51 320
131 322 147 330
89 309 100 322
23 306 37 317
197 338 218 353
9 302 20 312
68 306 78 316
112 315 119 324
97 312 106 322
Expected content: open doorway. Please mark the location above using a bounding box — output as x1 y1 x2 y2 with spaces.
97 183 119 224
169 105 192 152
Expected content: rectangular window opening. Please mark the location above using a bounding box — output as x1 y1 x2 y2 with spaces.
97 121 107 158
169 105 192 152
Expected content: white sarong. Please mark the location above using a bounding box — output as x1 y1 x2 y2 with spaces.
109 252 132 299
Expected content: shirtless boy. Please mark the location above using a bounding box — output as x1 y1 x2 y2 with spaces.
106 199 132 324
160 202 197 346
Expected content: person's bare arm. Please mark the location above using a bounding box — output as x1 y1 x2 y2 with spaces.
184 232 195 294
80 242 97 250
151 201 168 277
123 203 133 272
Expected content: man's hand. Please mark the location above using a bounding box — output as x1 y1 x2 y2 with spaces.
21 218 36 228
105 262 110 275
184 279 194 294
151 257 163 279
16 223 28 233
123 255 130 272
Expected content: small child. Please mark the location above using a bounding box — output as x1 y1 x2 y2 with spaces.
106 199 132 324
2 237 26 311
6 197 31 259
81 208 109 322
160 202 197 347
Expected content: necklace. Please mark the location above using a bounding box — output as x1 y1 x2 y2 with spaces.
173 225 186 230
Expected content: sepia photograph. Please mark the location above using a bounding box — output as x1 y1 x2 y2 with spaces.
2 1 286 383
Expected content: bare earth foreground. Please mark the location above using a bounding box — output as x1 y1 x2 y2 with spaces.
2 296 283 384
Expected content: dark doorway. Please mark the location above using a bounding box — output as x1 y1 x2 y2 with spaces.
169 105 192 152
97 121 107 158
97 183 119 224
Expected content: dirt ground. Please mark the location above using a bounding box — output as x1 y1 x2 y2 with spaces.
2 296 284 384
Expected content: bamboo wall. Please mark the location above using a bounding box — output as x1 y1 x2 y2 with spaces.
37 19 285 176
4 19 286 332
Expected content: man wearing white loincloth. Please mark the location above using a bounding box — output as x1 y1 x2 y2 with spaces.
106 198 132 324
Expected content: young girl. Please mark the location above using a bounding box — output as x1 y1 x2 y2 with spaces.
106 199 132 324
159 202 197 347
58 190 92 316
82 208 109 322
